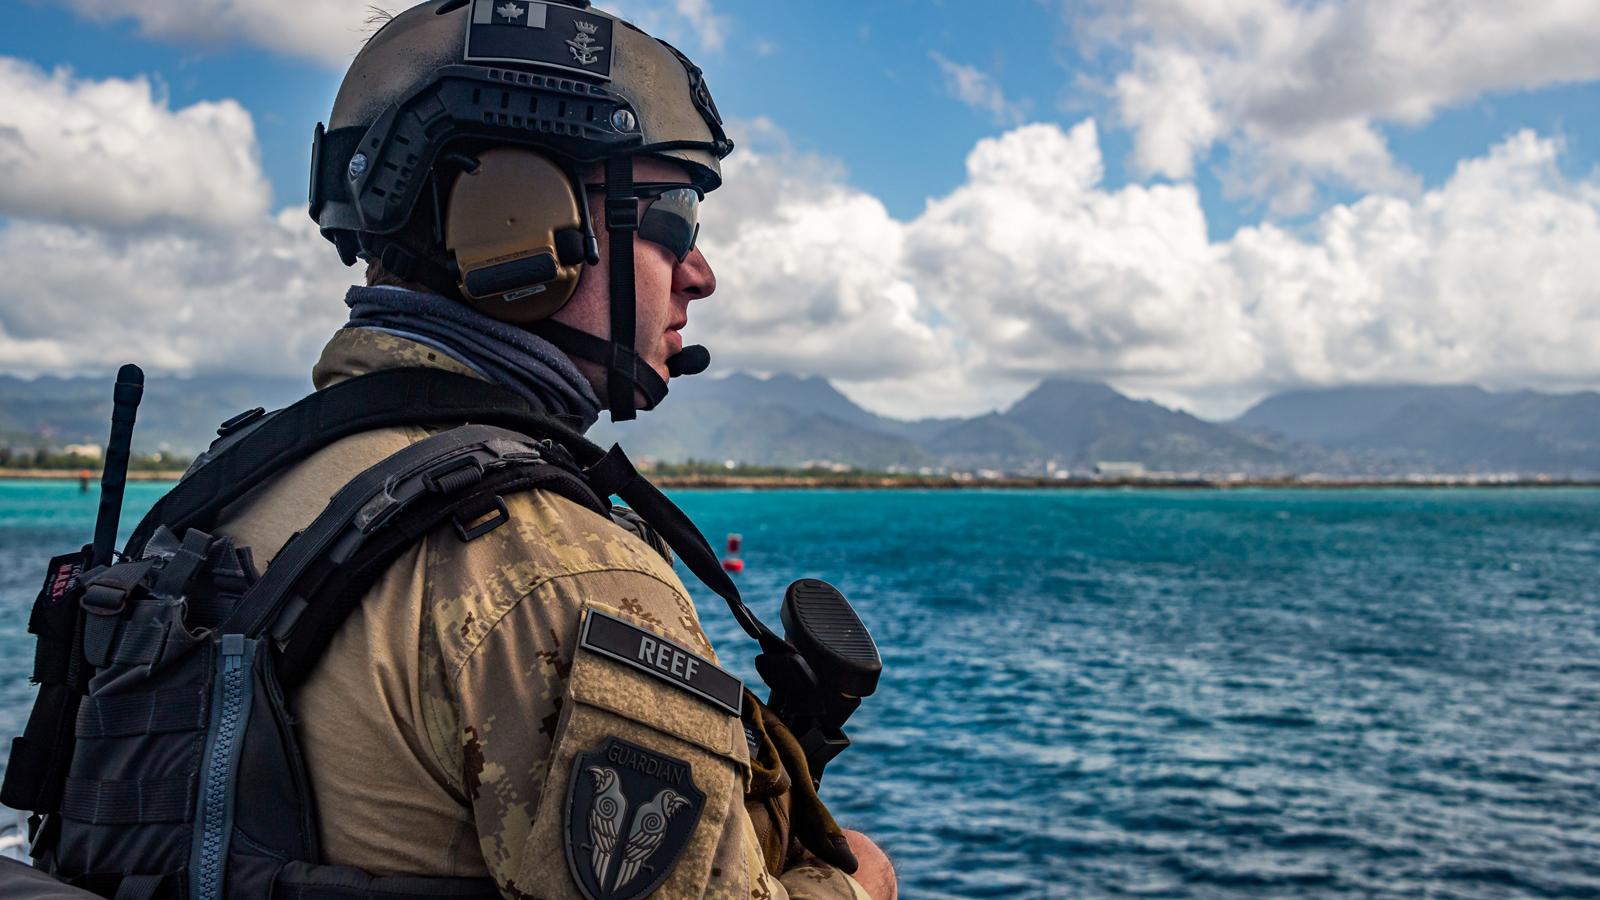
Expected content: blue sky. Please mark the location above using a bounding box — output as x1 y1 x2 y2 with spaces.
4 0 1600 419
7 0 1598 233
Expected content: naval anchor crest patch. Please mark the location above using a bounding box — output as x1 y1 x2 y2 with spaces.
565 737 706 900
465 0 615 79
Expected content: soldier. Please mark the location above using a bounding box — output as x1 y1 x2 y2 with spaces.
215 2 897 900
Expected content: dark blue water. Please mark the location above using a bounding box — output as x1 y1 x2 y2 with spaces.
4 484 1599 898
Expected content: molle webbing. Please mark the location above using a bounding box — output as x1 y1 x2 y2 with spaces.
58 777 194 826
74 691 207 740
125 368 597 558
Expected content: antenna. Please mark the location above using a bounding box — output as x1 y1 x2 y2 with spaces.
91 365 144 568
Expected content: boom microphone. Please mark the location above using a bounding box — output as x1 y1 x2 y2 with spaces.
666 344 711 377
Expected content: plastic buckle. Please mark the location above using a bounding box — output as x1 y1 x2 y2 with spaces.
606 196 640 231
380 242 417 280
453 496 510 543
217 407 266 437
80 581 129 617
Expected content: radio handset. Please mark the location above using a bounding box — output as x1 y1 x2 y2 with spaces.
764 579 883 783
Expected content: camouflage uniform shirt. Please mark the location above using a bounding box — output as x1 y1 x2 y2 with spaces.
215 328 867 900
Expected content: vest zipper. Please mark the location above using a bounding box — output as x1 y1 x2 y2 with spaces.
193 634 250 900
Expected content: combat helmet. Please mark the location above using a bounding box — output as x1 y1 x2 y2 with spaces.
309 0 733 420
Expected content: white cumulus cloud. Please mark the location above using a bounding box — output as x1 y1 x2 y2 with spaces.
905 120 1600 418
0 210 354 378
51 0 381 68
51 0 728 67
689 121 960 392
5 63 1600 424
1088 0 1600 212
0 59 270 230
0 57 352 378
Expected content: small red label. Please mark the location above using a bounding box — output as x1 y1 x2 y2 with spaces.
48 563 78 603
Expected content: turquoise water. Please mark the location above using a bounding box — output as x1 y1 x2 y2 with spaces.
3 483 1599 898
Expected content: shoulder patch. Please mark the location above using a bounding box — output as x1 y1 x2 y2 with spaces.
580 611 742 716
565 736 706 900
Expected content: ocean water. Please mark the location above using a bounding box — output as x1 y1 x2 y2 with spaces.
3 483 1599 898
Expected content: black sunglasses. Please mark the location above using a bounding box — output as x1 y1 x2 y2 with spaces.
585 183 703 262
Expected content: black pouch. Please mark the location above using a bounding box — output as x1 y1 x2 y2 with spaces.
11 526 317 900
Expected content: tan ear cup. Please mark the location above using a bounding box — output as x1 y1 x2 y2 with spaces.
446 148 585 323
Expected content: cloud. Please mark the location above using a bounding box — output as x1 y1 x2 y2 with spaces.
904 121 1600 418
1089 0 1600 212
0 209 355 378
930 52 1028 127
6 63 1600 425
907 121 1258 407
0 58 270 229
0 57 353 378
689 120 961 396
51 0 380 67
52 0 730 67
670 0 729 53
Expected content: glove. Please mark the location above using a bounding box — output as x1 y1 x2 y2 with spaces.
741 690 792 877
741 691 858 876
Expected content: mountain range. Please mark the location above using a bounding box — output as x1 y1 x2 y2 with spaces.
3 371 1597 477
0 374 311 457
1235 385 1600 476
593 375 1600 477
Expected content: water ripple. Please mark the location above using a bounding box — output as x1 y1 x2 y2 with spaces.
4 484 1600 898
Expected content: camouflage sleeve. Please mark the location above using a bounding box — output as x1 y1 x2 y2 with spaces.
416 488 785 900
778 865 871 900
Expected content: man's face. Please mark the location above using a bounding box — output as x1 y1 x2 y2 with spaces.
551 156 716 406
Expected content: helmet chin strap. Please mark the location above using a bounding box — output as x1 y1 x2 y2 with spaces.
532 155 711 422
604 155 641 420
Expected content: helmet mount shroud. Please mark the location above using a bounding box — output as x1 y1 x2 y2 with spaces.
309 0 732 421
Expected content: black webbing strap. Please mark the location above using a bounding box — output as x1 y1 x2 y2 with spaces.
276 886 501 900
79 560 157 669
274 862 500 900
109 622 169 669
586 445 790 655
216 426 526 642
151 529 210 597
527 319 670 409
275 461 606 690
74 689 206 740
357 233 464 302
111 874 163 900
58 777 193 825
125 367 797 658
606 154 639 421
61 871 180 900
124 369 583 559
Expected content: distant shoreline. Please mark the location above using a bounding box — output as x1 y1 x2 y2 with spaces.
4 469 1595 490
0 469 182 482
648 475 1600 490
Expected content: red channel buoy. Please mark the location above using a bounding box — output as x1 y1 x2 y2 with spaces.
721 533 744 572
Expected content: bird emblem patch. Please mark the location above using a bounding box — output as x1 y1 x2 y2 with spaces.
565 737 706 900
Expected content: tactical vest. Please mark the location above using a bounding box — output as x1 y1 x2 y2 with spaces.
0 367 765 900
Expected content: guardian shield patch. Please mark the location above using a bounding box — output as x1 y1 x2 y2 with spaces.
466 0 615 80
565 737 706 900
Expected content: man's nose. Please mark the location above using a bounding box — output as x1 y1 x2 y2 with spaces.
673 247 716 299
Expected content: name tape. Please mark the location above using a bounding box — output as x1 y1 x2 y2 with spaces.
579 611 743 717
